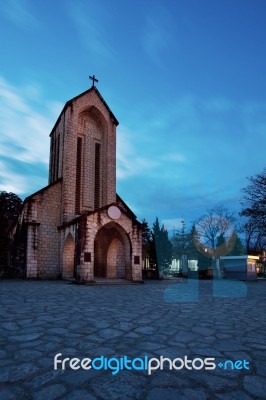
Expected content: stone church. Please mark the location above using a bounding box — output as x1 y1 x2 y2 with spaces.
10 80 142 282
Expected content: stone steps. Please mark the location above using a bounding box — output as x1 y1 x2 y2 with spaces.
65 278 144 285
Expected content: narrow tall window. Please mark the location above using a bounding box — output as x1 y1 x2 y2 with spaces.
49 135 54 183
75 137 82 213
50 133 60 183
55 135 60 179
94 143 101 209
52 137 56 182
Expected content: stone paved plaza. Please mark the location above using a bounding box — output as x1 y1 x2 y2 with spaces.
0 278 266 400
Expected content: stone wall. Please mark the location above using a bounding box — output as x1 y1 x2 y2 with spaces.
24 181 62 278
76 207 142 282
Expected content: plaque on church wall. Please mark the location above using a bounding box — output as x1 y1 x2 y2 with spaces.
107 205 121 220
84 252 91 262
134 256 140 265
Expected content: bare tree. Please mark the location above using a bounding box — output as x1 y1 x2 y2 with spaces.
240 168 266 252
193 205 236 258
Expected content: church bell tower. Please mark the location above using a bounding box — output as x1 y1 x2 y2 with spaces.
48 76 118 222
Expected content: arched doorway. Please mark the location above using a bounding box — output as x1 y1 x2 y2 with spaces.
107 239 125 278
62 233 75 278
94 222 131 279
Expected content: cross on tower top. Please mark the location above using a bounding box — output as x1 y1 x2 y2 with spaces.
89 74 98 87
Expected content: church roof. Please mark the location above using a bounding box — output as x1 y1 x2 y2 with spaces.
116 194 137 219
57 195 141 230
50 86 119 137
23 178 63 204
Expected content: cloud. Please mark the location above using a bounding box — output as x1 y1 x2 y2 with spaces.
141 5 175 67
118 93 266 225
1 0 38 28
116 126 158 179
0 77 62 164
0 76 63 196
67 0 114 60
162 218 184 231
201 98 235 113
116 131 187 181
0 160 28 194
161 153 187 163
1 73 265 225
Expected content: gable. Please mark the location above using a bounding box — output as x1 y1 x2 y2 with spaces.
50 87 118 137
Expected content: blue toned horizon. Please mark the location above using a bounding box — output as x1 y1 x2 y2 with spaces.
1 0 266 227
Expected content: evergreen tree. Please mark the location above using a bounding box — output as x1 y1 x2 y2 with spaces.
141 219 152 266
141 219 158 277
0 191 22 268
172 220 189 259
172 222 213 275
141 219 152 248
152 217 172 275
228 233 245 256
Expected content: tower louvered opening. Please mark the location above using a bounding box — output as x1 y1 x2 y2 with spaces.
75 137 82 213
94 142 101 209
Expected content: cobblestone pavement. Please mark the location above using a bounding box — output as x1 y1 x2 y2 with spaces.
0 279 266 400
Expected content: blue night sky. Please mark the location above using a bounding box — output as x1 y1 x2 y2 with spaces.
0 0 266 231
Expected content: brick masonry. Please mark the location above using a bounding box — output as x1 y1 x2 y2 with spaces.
11 87 142 281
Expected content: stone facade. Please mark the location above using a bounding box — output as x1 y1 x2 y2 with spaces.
10 86 142 281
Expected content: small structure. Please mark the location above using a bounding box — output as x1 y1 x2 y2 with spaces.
220 256 259 281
